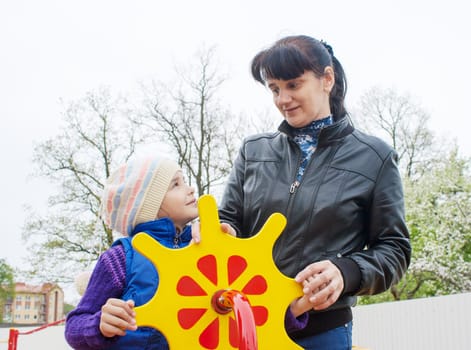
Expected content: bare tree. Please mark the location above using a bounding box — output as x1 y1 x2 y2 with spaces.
353 87 435 178
137 47 246 197
20 47 270 287
22 87 145 283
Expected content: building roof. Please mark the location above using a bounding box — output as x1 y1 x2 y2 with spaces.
14 282 62 294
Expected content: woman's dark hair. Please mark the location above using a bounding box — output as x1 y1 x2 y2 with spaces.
251 35 348 120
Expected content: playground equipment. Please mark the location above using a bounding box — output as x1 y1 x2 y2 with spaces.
132 194 304 349
4 319 65 350
1 195 369 349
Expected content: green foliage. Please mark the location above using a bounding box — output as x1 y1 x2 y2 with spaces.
403 149 471 297
0 259 15 323
358 290 394 305
63 302 76 314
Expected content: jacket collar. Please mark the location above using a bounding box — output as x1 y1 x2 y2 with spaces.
278 116 354 147
131 218 192 248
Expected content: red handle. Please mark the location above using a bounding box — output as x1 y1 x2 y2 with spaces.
212 289 258 350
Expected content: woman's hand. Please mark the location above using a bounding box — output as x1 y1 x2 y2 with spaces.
295 260 344 311
99 298 137 338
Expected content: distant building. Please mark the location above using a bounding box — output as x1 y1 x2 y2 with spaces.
2 282 64 325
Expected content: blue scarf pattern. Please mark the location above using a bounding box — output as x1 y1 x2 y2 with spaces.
292 115 333 182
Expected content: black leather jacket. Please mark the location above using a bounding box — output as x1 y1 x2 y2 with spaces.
219 117 411 335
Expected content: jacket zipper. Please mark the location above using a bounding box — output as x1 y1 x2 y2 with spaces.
289 180 300 194
289 139 304 195
173 231 181 248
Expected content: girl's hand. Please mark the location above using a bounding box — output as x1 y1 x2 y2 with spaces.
190 221 236 244
289 292 312 318
220 222 236 237
99 298 137 338
190 220 201 244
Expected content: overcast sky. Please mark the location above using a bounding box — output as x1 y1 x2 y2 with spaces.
1 0 470 298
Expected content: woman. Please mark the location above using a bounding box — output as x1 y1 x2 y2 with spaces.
219 35 411 349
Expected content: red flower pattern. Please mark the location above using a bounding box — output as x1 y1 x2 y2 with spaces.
176 254 268 349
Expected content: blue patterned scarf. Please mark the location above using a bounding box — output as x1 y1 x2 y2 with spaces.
292 115 333 182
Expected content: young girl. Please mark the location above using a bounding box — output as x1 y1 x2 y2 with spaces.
65 155 198 349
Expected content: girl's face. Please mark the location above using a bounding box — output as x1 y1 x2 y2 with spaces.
157 170 198 231
267 68 334 128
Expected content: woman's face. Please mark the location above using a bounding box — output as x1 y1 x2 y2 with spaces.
267 69 334 128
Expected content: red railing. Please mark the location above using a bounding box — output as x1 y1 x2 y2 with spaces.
7 319 65 350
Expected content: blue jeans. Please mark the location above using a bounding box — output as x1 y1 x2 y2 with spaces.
294 321 352 350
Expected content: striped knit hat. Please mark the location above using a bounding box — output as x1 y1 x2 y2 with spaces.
100 156 181 236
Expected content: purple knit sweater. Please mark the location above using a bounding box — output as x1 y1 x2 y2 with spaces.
65 245 307 349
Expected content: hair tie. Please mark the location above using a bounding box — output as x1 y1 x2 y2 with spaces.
320 40 334 57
